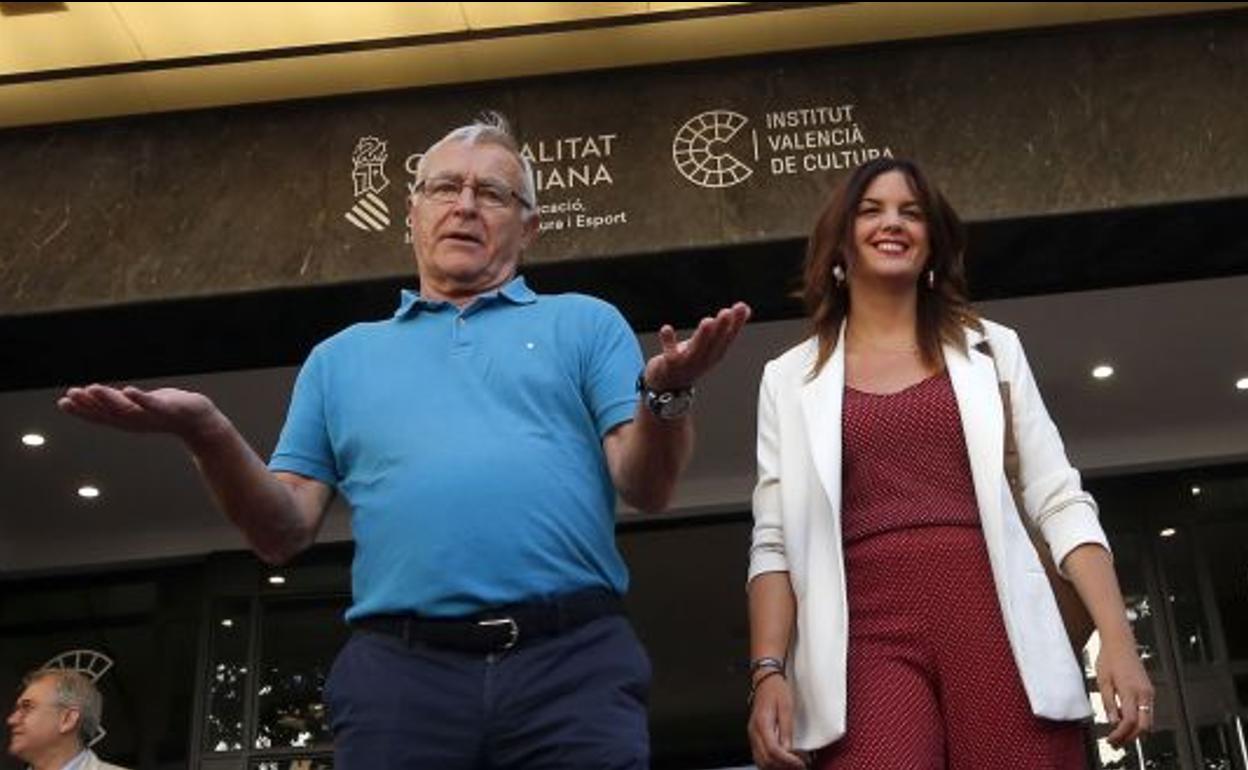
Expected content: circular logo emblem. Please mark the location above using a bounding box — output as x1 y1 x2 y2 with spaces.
672 110 754 189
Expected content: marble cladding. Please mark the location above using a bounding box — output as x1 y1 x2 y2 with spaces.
0 11 1245 315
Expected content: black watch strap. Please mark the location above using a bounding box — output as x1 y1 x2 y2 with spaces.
636 373 696 420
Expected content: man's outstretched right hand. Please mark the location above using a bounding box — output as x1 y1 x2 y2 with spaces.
58 384 227 448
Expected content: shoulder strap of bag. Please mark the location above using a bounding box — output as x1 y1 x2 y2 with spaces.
974 339 1024 510
975 339 1095 652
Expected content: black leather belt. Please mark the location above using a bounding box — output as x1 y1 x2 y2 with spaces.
351 589 625 654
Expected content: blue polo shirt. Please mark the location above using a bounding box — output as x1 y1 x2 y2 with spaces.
270 276 642 619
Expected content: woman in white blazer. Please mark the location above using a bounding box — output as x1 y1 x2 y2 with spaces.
745 159 1152 769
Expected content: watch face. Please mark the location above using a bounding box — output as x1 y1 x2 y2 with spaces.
649 389 693 419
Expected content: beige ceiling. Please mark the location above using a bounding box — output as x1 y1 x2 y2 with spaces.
0 2 1242 129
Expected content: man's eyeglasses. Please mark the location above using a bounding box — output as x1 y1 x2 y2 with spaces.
415 177 532 211
10 698 71 719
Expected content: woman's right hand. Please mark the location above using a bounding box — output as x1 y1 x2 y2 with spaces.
748 674 807 770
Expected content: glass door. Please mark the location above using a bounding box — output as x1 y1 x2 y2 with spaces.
1189 515 1248 770
1088 469 1248 770
1153 523 1241 770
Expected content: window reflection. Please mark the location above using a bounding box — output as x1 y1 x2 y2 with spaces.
1195 723 1235 770
206 598 251 752
1140 731 1182 769
1156 529 1214 665
1128 595 1158 668
253 597 348 750
1095 736 1137 769
1096 732 1181 770
251 758 332 770
1202 521 1248 662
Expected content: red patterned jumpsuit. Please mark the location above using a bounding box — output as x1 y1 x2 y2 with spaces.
814 371 1086 769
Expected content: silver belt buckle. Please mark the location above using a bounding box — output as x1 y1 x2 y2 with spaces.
477 616 519 651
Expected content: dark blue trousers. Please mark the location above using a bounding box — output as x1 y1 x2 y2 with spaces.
324 614 651 769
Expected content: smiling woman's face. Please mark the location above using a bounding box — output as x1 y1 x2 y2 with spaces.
848 169 930 289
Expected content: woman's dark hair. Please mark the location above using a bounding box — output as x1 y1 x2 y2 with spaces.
802 157 981 377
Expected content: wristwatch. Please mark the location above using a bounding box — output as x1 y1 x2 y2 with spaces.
636 373 696 421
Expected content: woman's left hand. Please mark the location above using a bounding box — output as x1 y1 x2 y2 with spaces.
1061 544 1155 747
1096 635 1154 748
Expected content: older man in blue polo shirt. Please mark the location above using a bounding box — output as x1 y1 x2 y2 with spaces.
58 113 750 769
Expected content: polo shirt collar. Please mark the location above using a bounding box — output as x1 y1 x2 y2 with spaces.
394 275 536 319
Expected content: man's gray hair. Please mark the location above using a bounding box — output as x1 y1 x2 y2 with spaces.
415 111 539 214
24 668 102 746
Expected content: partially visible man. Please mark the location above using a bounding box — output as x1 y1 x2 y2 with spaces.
58 112 750 768
6 669 128 770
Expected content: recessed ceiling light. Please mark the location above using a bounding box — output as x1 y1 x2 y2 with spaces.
21 433 46 447
1190 485 1202 496
1236 377 1248 391
221 618 234 628
1159 527 1176 538
1091 364 1114 380
268 575 286 585
77 485 100 499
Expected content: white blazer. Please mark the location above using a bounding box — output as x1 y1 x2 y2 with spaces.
748 319 1107 750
